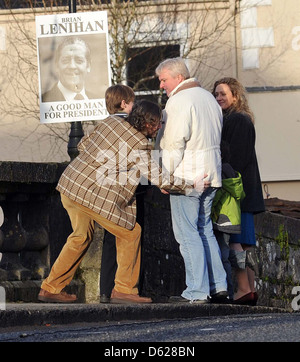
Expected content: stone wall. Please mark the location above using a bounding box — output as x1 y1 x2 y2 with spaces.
254 212 300 310
0 162 86 302
140 187 300 309
0 162 299 309
139 187 185 302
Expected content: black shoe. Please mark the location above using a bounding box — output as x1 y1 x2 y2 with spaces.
233 292 255 306
168 295 209 304
210 291 229 304
100 294 111 303
168 296 189 303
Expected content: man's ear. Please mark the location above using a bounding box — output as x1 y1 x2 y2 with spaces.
120 99 126 110
177 74 185 83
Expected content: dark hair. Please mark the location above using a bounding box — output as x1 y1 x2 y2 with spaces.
127 100 161 135
105 84 135 114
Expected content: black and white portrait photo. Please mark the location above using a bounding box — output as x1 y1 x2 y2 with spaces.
36 11 111 123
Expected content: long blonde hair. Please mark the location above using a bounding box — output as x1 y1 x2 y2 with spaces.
213 77 255 123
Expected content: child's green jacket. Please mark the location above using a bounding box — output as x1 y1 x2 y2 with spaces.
211 170 245 234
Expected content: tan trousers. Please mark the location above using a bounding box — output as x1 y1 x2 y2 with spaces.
41 194 141 295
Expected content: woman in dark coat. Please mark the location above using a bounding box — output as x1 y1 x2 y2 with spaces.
213 77 265 305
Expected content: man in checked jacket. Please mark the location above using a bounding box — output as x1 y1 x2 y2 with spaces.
38 100 193 304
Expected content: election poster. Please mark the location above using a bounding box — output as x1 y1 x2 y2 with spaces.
36 11 111 124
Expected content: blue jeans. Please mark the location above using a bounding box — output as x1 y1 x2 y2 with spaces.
215 231 234 300
170 188 227 300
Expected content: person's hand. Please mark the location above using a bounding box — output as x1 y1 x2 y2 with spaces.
161 189 169 195
194 173 210 192
204 180 211 189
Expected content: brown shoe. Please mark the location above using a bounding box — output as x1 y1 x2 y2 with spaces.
38 288 77 303
110 288 152 304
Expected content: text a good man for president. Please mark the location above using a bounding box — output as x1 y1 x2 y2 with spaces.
39 16 105 36
44 100 108 121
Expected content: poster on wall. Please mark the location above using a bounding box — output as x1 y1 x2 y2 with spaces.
36 11 111 124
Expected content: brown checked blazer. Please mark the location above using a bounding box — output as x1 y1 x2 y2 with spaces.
57 115 191 230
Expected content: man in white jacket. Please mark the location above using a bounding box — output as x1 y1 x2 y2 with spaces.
155 57 228 303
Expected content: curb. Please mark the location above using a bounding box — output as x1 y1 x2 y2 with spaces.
0 302 290 329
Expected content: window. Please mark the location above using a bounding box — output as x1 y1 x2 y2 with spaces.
127 44 180 105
